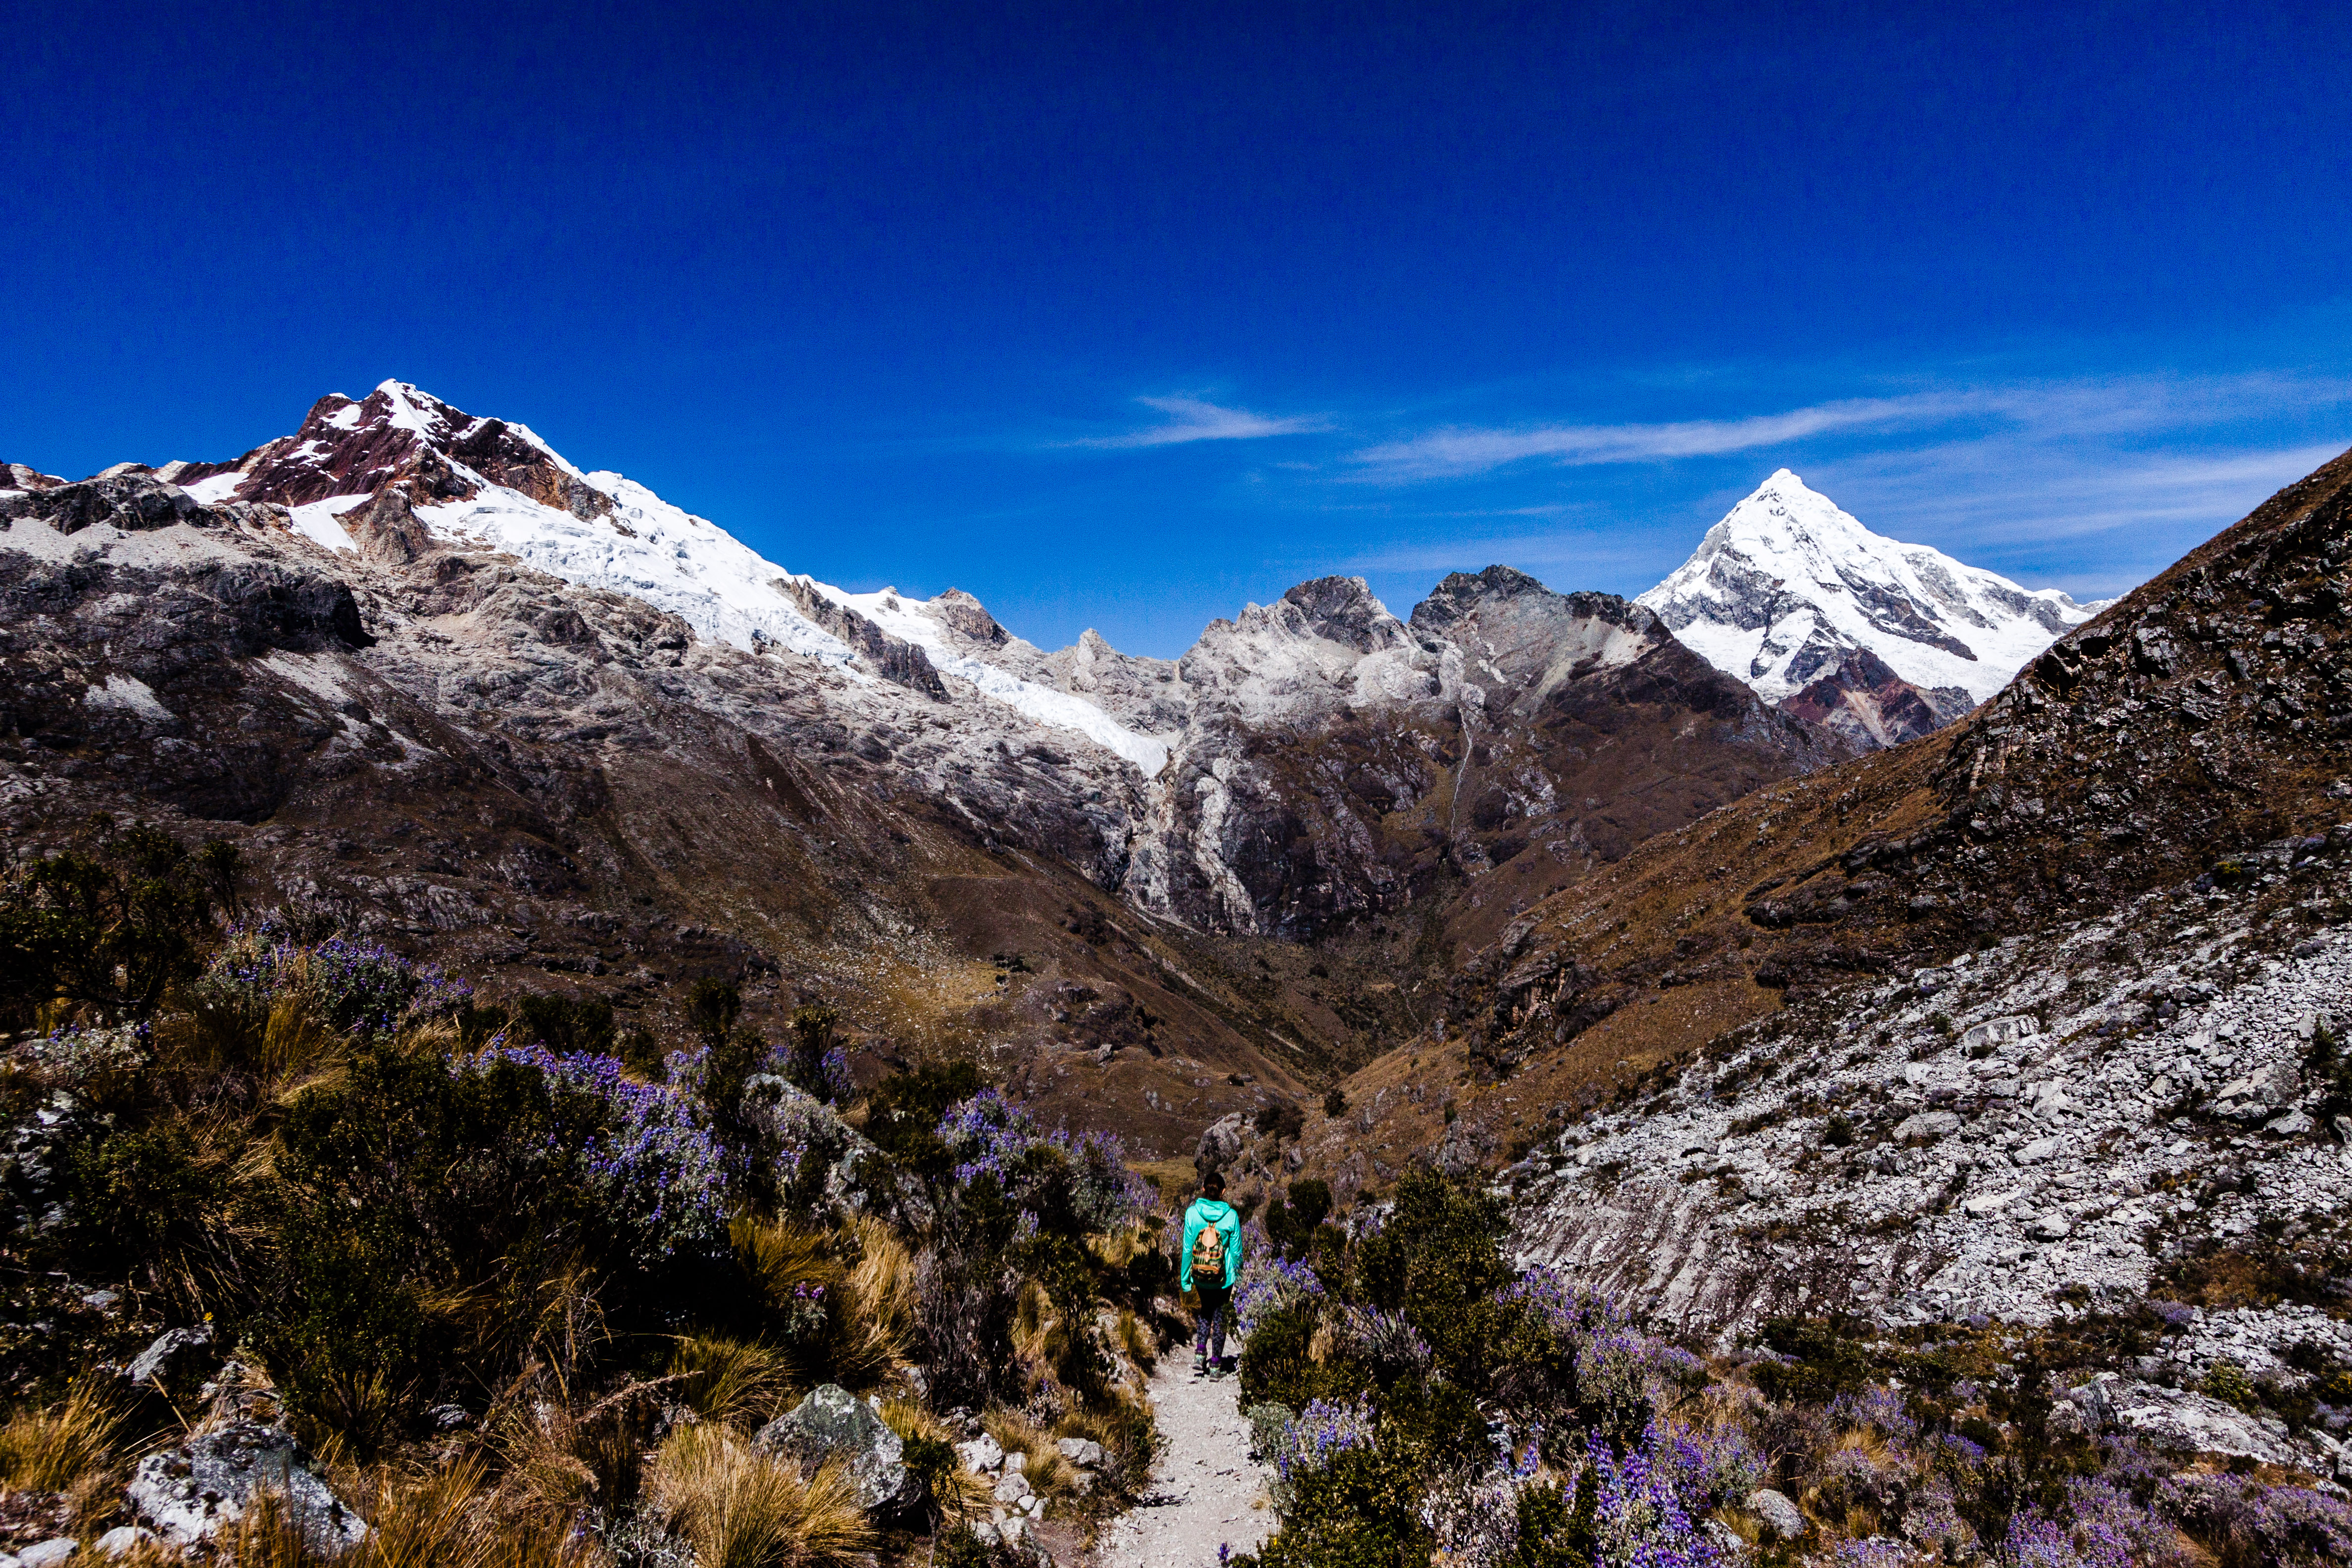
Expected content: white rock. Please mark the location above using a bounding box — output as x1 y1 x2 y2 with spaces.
957 1434 1005 1474
19 1543 77 1568
94 1525 158 1557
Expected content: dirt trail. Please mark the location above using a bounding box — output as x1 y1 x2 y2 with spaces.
1094 1358 1274 1567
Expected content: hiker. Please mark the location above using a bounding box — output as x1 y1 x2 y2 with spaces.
1180 1169 1242 1378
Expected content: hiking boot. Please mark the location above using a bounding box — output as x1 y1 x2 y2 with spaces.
1192 1354 1208 1378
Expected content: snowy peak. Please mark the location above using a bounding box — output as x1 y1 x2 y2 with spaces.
156 382 1177 774
1638 470 2098 746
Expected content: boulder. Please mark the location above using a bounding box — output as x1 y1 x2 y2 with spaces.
957 1433 1005 1474
753 1384 917 1514
1960 1016 2039 1054
1197 1111 1249 1170
19 1541 78 1568
1055 1436 1105 1469
1748 1487 1806 1540
127 1421 367 1557
122 1323 217 1394
993 1469 1033 1506
94 1525 159 1558
1892 1111 1960 1143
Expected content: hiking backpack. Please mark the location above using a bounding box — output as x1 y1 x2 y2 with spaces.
1190 1214 1227 1282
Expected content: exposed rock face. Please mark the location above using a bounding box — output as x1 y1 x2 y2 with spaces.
1498 886 2352 1479
752 1384 918 1513
1640 470 2099 746
1125 569 1848 939
127 1421 368 1556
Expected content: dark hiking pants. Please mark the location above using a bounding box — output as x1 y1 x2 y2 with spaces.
1195 1280 1232 1361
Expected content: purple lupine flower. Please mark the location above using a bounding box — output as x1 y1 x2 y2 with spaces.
466 1043 729 1264
1270 1398 1377 1481
934 1091 1148 1232
1232 1253 1327 1341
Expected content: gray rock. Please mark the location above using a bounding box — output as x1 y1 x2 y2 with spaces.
993 1469 1034 1505
19 1541 76 1568
957 1433 1005 1473
752 1384 917 1514
93 1525 157 1558
1960 1016 2039 1053
2015 1136 2064 1166
1197 1111 1249 1170
1055 1435 1105 1468
2028 1214 2072 1241
127 1421 367 1556
1747 1487 1806 1540
1893 1111 1961 1142
123 1323 214 1389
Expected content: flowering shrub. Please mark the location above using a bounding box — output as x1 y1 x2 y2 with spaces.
470 1043 729 1267
934 1090 1147 1233
1577 1425 1726 1568
1832 1537 1910 1568
2158 1473 2352 1568
1234 1253 1328 1341
1501 1269 1692 1444
2003 1480 2188 1568
198 922 469 1035
1331 1305 1432 1380
1270 1397 1377 1483
1662 1423 1763 1513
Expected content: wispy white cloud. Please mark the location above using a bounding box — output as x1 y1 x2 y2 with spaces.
1350 394 1967 478
1346 372 2352 482
1066 394 1329 449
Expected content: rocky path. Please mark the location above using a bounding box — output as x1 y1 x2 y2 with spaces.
1094 1360 1273 1567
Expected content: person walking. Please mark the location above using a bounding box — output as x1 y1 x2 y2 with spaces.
1180 1169 1243 1379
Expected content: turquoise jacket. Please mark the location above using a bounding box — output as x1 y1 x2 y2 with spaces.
1180 1198 1241 1292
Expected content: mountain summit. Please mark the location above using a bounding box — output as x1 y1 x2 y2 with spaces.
1638 469 2100 746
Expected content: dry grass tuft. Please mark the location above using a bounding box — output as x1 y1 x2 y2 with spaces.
833 1217 915 1387
980 1408 1076 1500
215 1459 600 1568
1114 1307 1157 1375
882 1396 991 1517
0 1377 127 1492
650 1424 874 1568
672 1334 795 1430
734 1217 843 1306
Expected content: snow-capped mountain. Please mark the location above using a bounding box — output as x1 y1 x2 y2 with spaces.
1637 470 2103 747
167 380 1173 772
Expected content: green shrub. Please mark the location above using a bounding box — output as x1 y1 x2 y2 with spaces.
1353 1169 1513 1391
255 1038 726 1444
1239 1302 1363 1411
1751 1316 1871 1404
0 819 237 1025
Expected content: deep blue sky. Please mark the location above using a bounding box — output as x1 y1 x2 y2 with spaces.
9 1 2351 656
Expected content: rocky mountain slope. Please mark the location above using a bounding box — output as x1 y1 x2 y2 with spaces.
1293 443 2351 1190
0 383 1851 1143
1641 470 2101 747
